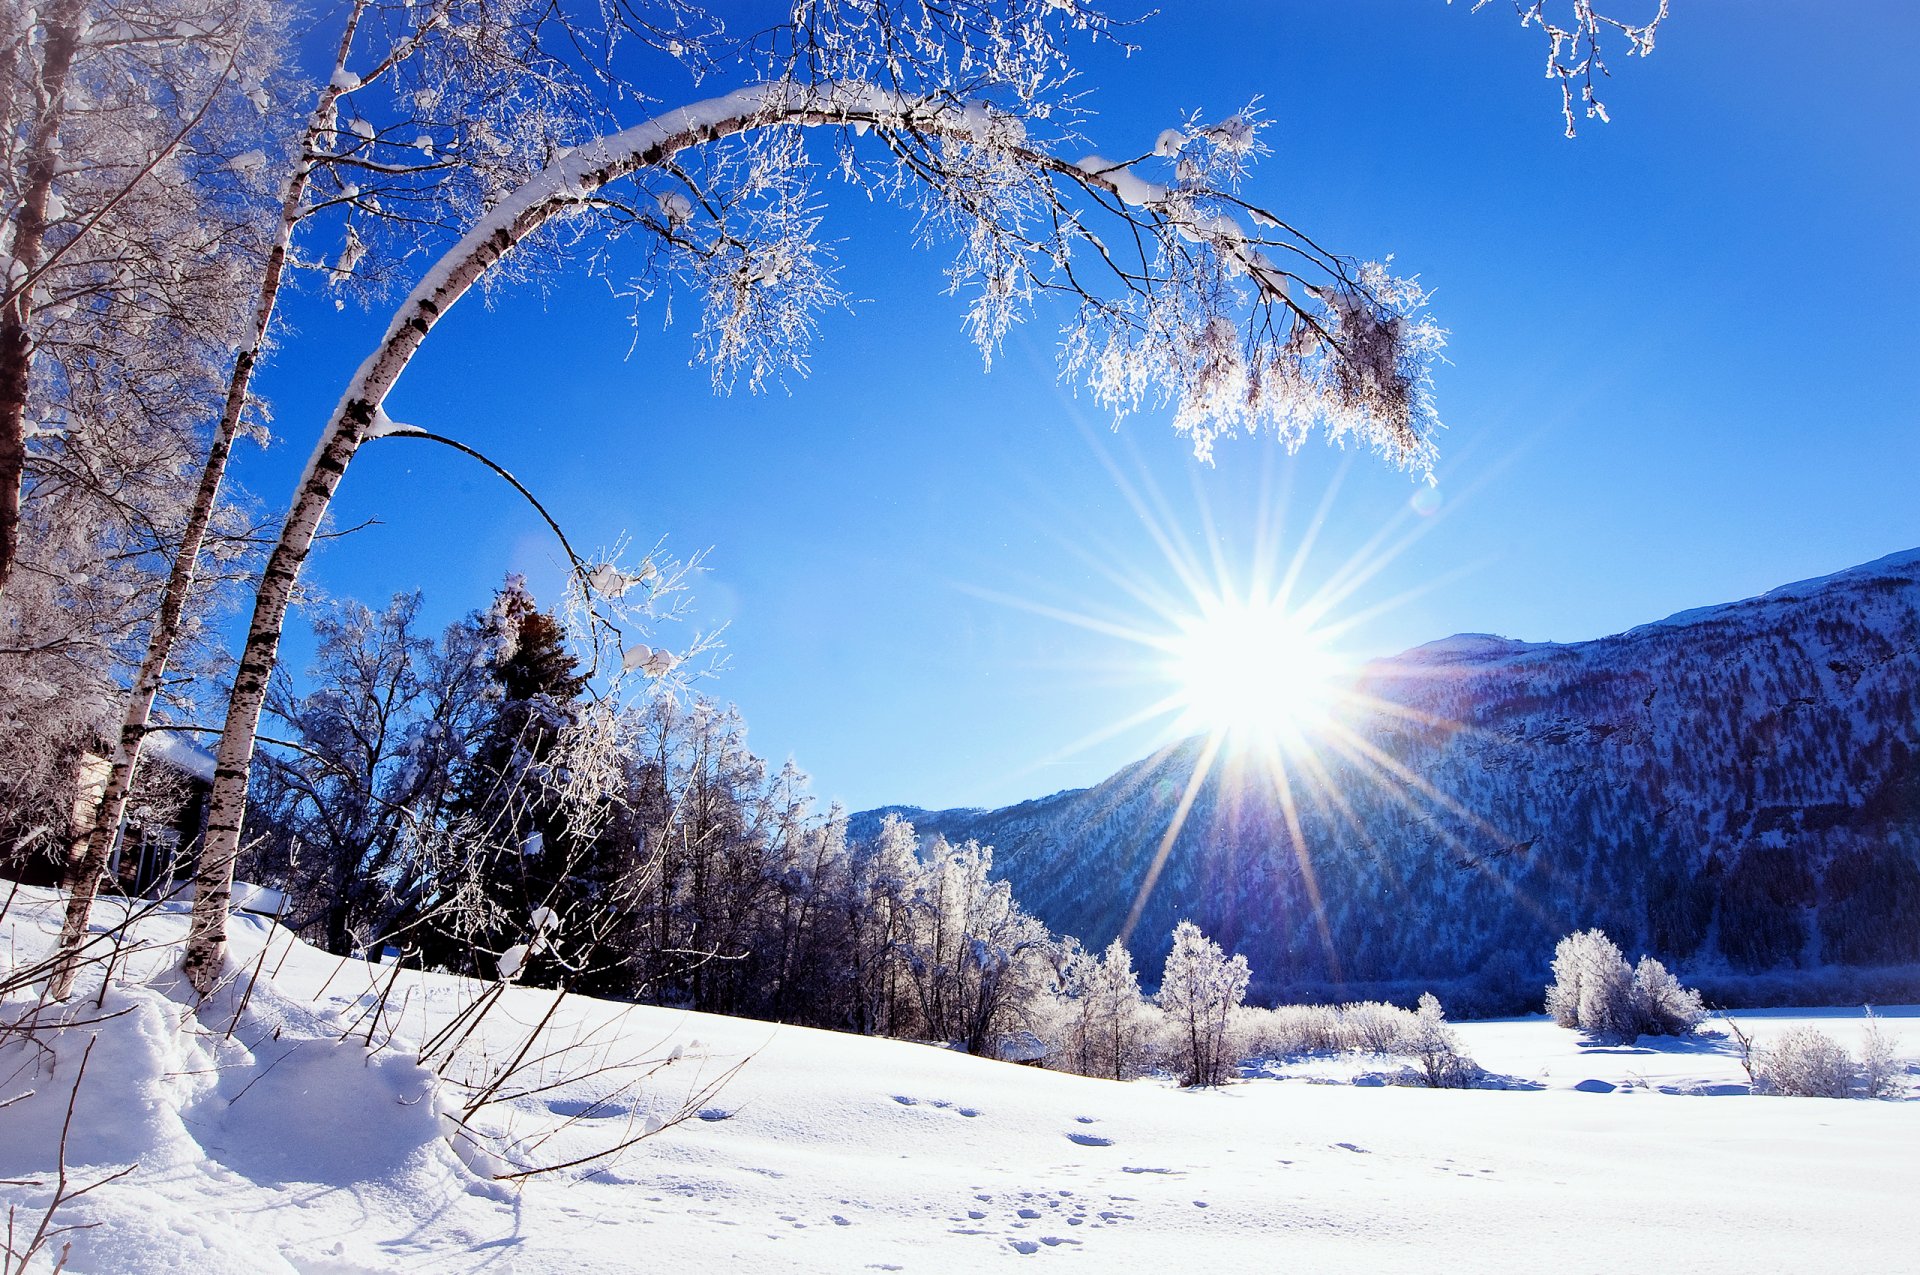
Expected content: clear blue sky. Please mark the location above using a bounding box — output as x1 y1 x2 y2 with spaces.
233 1 1920 814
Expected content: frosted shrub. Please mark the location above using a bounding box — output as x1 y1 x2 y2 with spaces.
1400 993 1477 1089
1236 1004 1343 1059
1340 1001 1418 1054
1546 929 1704 1044
1860 1008 1899 1100
1546 929 1637 1040
1629 956 1707 1037
1754 1028 1855 1098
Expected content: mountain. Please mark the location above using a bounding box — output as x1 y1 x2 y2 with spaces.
855 549 1920 1009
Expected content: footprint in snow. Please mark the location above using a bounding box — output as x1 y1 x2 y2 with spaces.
1075 1116 1096 1124
1333 1142 1370 1154
1066 1132 1113 1147
893 1095 980 1117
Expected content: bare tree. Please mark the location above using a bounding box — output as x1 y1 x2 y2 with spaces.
243 592 492 955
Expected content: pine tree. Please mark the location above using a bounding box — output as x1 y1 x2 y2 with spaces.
430 576 596 981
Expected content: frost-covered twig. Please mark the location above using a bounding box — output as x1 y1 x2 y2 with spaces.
1465 0 1670 136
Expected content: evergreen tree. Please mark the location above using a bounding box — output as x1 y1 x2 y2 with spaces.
429 576 602 982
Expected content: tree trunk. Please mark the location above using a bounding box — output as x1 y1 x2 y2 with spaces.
0 0 83 600
46 19 363 1001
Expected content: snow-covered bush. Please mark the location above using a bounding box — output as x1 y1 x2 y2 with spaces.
1400 993 1477 1089
1234 1003 1344 1059
1630 954 1708 1037
1157 921 1250 1087
1546 929 1704 1043
1754 1027 1855 1098
1339 1001 1418 1054
1860 1009 1899 1100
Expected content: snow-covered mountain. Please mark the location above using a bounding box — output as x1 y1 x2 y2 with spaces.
857 549 1920 1007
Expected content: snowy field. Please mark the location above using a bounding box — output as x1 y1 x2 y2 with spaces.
2 887 1915 1275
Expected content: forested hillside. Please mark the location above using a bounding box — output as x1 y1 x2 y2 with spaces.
860 549 1920 1008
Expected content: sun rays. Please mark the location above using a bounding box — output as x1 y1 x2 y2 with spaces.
963 437 1543 974
1158 590 1346 750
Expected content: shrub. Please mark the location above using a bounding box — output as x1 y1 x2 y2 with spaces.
1340 1001 1417 1054
1237 1004 1344 1058
1546 928 1704 1043
1860 1008 1899 1100
1754 1027 1854 1098
1400 993 1476 1088
1630 955 1707 1037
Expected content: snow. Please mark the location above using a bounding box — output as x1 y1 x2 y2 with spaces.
1632 545 1920 635
2 888 1915 1274
142 729 217 783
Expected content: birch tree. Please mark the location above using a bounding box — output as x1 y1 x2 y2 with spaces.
46 0 699 998
152 0 1668 993
2 0 279 901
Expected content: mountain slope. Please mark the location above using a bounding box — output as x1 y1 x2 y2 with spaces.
858 549 1920 1006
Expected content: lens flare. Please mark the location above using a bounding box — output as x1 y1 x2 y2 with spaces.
1163 594 1345 750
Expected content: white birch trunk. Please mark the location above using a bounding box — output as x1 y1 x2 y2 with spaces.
47 13 365 1000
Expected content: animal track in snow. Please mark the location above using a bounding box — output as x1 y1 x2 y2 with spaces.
951 1185 1121 1251
891 1095 979 1117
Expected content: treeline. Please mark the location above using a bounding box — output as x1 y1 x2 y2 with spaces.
219 583 1146 1068
233 581 1469 1085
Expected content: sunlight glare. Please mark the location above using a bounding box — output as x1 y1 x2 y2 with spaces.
1165 595 1345 748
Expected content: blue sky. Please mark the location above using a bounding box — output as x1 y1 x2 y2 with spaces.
234 1 1919 814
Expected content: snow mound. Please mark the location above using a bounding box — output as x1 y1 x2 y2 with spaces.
0 901 472 1272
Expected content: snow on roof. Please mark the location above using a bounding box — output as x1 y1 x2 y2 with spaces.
143 730 217 784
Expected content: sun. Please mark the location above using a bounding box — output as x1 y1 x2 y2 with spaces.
1164 594 1346 748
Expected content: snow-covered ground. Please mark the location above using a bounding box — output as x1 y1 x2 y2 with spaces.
2 888 1914 1274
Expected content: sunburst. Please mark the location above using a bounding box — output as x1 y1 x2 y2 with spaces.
962 440 1536 971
